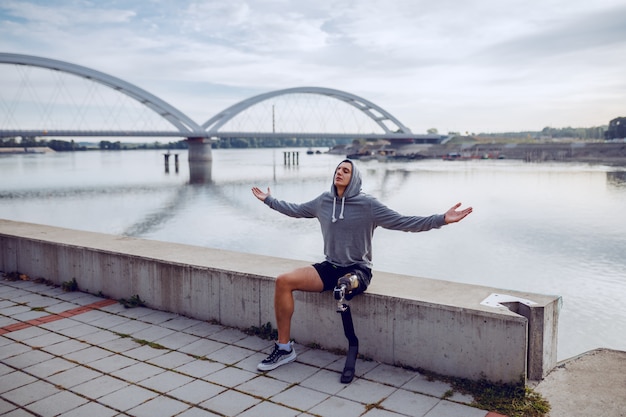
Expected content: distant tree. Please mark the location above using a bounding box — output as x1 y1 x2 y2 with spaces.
427 128 438 134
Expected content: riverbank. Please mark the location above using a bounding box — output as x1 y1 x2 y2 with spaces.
0 147 55 154
331 142 626 165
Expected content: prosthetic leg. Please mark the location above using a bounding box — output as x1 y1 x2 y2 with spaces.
333 274 360 384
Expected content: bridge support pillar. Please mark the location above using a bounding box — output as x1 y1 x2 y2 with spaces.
187 137 212 162
187 137 213 184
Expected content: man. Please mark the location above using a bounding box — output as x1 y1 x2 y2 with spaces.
251 159 472 371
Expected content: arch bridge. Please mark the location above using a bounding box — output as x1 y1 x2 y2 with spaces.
0 53 442 163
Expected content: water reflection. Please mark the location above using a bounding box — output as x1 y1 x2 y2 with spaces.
189 161 213 184
607 171 626 187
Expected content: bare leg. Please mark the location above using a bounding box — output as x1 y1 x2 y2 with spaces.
274 266 323 344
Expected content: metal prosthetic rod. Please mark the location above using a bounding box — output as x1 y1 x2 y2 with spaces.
334 274 359 384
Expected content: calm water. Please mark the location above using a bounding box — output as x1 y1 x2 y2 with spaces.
2 148 626 360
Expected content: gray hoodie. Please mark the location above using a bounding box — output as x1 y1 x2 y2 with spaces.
264 159 446 271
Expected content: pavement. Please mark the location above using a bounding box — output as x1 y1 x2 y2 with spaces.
0 277 506 417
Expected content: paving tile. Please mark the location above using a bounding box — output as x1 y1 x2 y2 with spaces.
71 375 129 399
176 407 222 417
379 388 440 417
139 310 181 324
265 361 320 384
41 338 89 356
2 380 60 406
98 335 143 352
183 321 224 338
146 350 194 368
206 345 254 365
88 353 137 373
46 366 101 390
308 395 367 417
402 374 454 398
336 378 398 405
27 389 88 416
45 301 84 314
131 324 176 341
85 312 131 328
168 379 227 404
56 323 100 338
21 331 68 348
363 363 417 387
40 317 82 331
423 400 488 417
203 366 257 388
54 400 118 417
113 305 155 319
237 374 291 398
108 319 153 335
326 356 379 377
2 325 49 341
63 345 112 364
123 345 167 361
2 349 55 370
299 368 346 394
297 348 343 368
22 356 76 378
68 309 110 324
138 370 195 392
174 359 226 379
0 305 31 316
0 340 31 360
0 362 13 376
98 383 158 411
78 328 123 345
161 316 199 331
11 310 49 322
0 371 37 394
271 385 330 411
127 394 190 417
362 407 407 416
178 338 227 357
200 389 261 416
238 400 300 417
110 361 165 383
154 331 202 350
232 334 273 351
207 328 247 344
0 398 17 414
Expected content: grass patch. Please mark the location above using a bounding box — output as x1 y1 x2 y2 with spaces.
245 322 278 341
62 277 78 292
416 369 550 417
119 294 146 309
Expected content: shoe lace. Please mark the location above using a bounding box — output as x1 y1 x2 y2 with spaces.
266 345 285 362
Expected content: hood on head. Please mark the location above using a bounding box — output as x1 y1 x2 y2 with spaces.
331 159 362 198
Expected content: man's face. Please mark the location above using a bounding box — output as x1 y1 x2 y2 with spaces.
334 162 353 189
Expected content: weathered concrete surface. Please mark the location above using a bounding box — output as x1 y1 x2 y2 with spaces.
534 348 626 417
0 218 562 384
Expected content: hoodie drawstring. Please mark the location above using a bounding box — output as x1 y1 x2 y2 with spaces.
339 197 345 220
332 196 345 223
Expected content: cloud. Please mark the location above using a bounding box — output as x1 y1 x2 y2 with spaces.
1 0 625 133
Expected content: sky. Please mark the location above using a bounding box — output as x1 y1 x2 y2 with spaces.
1 0 625 135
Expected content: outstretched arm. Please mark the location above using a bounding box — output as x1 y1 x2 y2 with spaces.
251 186 270 202
444 202 473 224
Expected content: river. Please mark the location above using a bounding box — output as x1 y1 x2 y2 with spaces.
1 147 626 361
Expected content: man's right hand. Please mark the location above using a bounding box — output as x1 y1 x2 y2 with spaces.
252 186 270 202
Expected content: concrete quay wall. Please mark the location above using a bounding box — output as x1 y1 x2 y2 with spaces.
0 219 561 383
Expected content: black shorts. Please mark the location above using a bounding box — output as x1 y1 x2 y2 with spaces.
313 261 372 298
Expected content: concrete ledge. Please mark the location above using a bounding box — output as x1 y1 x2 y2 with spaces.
0 219 561 383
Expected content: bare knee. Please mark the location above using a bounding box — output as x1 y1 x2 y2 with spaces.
275 273 295 292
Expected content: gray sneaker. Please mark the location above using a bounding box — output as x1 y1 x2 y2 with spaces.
257 343 297 371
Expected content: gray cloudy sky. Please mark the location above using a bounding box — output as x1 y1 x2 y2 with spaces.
1 0 625 134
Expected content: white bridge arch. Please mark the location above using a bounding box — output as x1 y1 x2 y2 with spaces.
203 86 413 135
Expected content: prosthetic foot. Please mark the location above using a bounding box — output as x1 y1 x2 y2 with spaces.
334 274 360 384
